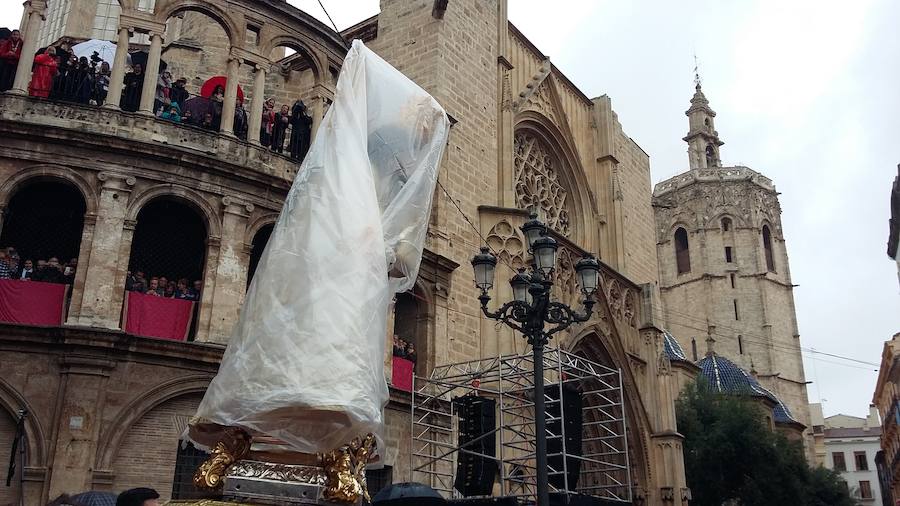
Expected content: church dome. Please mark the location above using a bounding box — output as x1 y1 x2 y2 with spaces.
662 330 689 362
697 353 800 425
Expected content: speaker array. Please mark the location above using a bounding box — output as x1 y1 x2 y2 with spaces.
546 385 583 491
452 396 498 497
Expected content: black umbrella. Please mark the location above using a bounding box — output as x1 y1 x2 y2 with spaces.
129 50 168 74
71 491 117 506
372 482 446 506
0 28 12 40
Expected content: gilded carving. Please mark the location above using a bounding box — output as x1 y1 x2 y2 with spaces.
321 433 376 504
193 428 251 490
513 132 571 237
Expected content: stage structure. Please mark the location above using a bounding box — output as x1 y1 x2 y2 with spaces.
411 348 631 503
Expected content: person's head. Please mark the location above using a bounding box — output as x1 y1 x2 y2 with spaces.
24 260 33 270
100 61 110 73
407 343 415 352
46 46 56 56
68 54 77 64
116 487 160 506
280 104 289 114
175 77 186 88
203 112 213 124
166 280 176 292
213 85 224 96
10 30 20 42
0 250 7 263
68 258 77 267
37 259 47 268
158 276 168 287
78 56 88 66
266 97 275 108
193 280 202 291
169 106 179 115
393 334 399 345
133 63 142 74
48 257 60 270
162 71 171 80
183 110 192 121
148 277 159 289
177 278 188 291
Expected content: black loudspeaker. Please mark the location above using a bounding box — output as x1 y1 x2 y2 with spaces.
452 396 498 497
447 497 517 506
549 493 630 505
546 385 583 490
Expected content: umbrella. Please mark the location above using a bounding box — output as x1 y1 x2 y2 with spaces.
71 39 128 66
371 482 446 506
200 75 244 104
71 491 117 506
129 50 167 74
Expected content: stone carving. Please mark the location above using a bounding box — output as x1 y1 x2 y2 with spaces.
600 269 639 329
486 219 527 271
513 132 571 237
522 81 557 124
552 246 580 308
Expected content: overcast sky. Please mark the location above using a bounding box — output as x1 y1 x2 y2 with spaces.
1 0 897 418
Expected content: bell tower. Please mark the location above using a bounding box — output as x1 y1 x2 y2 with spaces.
683 81 724 169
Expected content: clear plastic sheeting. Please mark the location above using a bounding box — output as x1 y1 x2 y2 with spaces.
187 40 449 454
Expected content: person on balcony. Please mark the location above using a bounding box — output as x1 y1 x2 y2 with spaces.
0 250 12 279
209 84 225 130
234 98 249 141
271 104 290 153
94 61 110 106
170 77 189 108
174 278 193 300
145 277 162 296
122 63 144 112
191 280 203 301
405 342 417 364
68 56 94 104
17 259 34 280
260 97 276 147
29 47 58 99
154 70 172 115
288 100 312 161
0 29 22 92
200 112 215 130
160 102 182 123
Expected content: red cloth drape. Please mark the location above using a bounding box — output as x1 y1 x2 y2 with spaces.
124 291 194 341
0 279 68 326
392 357 415 392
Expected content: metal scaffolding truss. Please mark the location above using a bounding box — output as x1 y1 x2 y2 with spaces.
410 347 632 503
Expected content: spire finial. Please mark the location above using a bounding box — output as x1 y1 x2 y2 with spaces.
693 53 702 89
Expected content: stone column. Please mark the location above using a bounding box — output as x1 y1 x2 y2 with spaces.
205 196 253 342
138 32 163 114
46 357 115 499
219 57 241 134
9 1 46 95
103 27 131 110
307 84 331 142
75 173 136 328
247 64 267 144
65 214 97 325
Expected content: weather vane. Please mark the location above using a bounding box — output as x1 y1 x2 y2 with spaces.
693 53 702 88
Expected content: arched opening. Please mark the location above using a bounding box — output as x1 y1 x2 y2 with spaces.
762 225 775 272
126 197 207 340
111 393 203 502
159 9 242 132
674 227 691 274
393 292 420 370
705 144 717 167
247 223 274 289
0 409 25 506
1 180 86 283
259 42 317 161
721 217 732 231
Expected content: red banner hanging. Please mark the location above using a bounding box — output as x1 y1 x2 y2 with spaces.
123 291 194 341
391 357 415 392
0 279 68 326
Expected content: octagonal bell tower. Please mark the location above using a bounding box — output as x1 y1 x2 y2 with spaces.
653 84 814 462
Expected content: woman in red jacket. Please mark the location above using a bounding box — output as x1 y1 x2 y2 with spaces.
29 47 58 99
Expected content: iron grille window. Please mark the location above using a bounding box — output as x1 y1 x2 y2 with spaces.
171 441 211 500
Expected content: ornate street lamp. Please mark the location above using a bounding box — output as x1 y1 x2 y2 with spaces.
470 213 599 505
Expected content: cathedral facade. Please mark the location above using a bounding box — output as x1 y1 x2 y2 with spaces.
0 1 693 505
653 83 814 460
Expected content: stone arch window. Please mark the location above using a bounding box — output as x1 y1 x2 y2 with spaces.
513 131 571 237
762 225 775 272
247 223 274 289
674 227 691 274
0 179 87 283
705 145 717 167
704 118 711 127
721 217 732 232
393 291 425 374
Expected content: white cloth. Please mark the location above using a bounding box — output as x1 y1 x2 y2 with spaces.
188 40 449 453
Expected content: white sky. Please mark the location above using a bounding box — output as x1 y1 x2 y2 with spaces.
1 0 897 418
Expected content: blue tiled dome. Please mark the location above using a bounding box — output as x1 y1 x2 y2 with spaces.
697 353 800 425
662 330 689 362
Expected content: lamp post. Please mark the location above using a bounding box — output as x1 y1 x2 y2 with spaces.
471 213 599 505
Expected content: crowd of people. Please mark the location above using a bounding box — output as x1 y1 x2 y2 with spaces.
392 334 417 364
0 246 77 284
125 270 202 301
1 29 313 159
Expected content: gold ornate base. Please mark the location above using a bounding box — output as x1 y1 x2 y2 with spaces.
188 427 377 505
